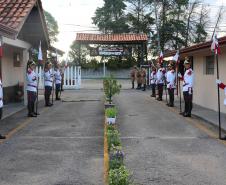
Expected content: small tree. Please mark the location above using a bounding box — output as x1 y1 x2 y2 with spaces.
103 75 121 104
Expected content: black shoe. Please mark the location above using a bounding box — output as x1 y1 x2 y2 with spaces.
55 98 61 101
150 95 156 97
28 113 37 117
0 135 6 139
46 103 53 107
34 112 40 115
157 98 162 101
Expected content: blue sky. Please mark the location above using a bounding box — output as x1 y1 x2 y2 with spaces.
42 0 226 54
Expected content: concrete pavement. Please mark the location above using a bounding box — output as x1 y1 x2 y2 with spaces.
115 89 226 185
0 90 104 185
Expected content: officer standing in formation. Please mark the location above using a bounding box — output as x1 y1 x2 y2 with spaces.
0 77 6 139
166 63 176 107
54 62 62 101
130 66 137 89
156 62 166 101
44 61 54 107
150 65 157 97
179 59 194 117
141 68 147 91
26 60 38 117
136 68 142 89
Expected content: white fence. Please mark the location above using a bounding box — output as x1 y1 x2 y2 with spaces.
35 66 82 89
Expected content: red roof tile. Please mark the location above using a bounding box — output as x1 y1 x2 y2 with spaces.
0 0 36 32
76 33 148 43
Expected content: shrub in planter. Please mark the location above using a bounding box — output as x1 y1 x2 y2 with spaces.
107 129 121 150
107 124 116 131
108 166 132 185
106 107 118 125
109 146 124 170
103 75 121 104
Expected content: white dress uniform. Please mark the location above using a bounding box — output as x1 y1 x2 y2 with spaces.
150 70 157 85
156 68 165 84
27 69 37 92
44 69 53 87
0 79 3 109
54 69 62 85
166 70 176 89
183 68 194 93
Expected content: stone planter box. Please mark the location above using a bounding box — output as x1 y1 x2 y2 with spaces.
104 102 115 109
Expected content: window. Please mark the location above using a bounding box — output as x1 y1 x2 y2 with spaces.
205 55 214 75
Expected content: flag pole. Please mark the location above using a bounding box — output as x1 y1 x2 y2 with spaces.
216 53 222 139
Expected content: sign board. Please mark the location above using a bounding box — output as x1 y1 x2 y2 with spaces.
90 47 131 56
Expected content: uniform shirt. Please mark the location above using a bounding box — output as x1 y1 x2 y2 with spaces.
26 68 37 92
44 69 53 87
182 68 193 92
150 70 157 85
166 70 176 89
156 68 166 84
54 68 62 85
0 79 3 108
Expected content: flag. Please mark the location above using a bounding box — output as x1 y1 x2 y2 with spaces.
0 38 3 58
65 57 68 68
38 41 43 62
172 51 179 64
159 51 163 64
211 34 220 55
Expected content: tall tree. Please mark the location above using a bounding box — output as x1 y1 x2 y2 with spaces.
92 0 129 33
44 11 59 44
69 41 88 65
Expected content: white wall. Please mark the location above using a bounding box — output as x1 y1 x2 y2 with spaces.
193 46 226 113
1 45 25 87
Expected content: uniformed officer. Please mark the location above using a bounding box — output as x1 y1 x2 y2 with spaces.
130 66 137 89
0 77 6 139
150 66 157 97
136 68 142 89
179 59 194 117
141 68 147 91
54 63 62 100
26 60 38 117
44 61 53 107
156 62 166 101
166 63 176 107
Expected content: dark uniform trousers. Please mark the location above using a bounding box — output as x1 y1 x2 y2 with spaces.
168 88 175 106
151 84 156 96
55 84 61 99
157 83 164 100
183 91 193 115
0 108 2 119
27 91 37 114
45 86 52 105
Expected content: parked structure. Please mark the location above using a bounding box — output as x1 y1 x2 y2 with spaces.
0 0 49 105
165 36 226 113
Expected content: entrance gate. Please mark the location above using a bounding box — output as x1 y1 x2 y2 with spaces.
36 66 81 89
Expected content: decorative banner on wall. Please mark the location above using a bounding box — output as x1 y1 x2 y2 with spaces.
90 47 131 56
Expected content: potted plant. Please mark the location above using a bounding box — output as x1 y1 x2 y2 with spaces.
103 75 121 108
106 107 117 125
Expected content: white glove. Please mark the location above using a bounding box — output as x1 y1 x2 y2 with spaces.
216 79 221 84
178 73 182 78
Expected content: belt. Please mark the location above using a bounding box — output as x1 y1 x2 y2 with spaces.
183 83 188 87
28 84 37 88
45 80 53 83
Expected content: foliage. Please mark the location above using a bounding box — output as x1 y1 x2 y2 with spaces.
106 107 118 118
103 75 121 104
107 129 121 150
69 41 89 66
44 11 59 44
108 166 132 185
109 146 124 170
92 0 129 33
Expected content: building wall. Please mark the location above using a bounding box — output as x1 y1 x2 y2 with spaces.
193 46 226 113
1 45 26 103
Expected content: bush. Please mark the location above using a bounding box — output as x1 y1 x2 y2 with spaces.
107 129 121 150
108 166 132 185
103 75 121 104
106 107 118 118
109 146 124 170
